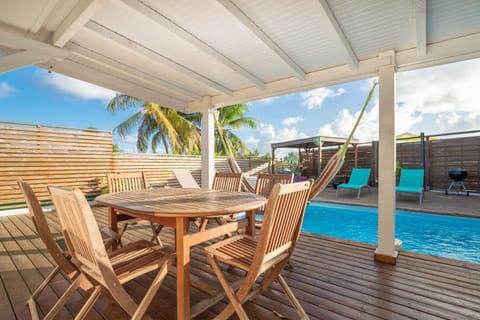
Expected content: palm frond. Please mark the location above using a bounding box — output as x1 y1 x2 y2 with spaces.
114 112 143 138
107 94 142 113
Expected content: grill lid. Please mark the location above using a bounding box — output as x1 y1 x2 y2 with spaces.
448 169 467 181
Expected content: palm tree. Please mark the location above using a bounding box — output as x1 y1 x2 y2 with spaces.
214 104 257 156
108 95 256 156
107 95 201 154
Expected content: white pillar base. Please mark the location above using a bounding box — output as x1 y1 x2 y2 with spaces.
374 249 399 265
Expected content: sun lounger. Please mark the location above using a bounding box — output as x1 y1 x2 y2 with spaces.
336 168 371 198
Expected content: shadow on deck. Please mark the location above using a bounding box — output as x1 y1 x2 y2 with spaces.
0 206 479 319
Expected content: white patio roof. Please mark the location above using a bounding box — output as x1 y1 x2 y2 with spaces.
0 0 479 113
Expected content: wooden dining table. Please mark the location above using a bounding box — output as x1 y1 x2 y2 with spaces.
95 187 266 320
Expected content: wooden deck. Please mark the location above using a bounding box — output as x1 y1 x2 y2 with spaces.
1 206 479 320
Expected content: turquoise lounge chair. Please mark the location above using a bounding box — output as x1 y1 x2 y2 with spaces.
336 168 371 198
396 168 424 205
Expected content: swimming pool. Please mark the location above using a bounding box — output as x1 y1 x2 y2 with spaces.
303 202 480 263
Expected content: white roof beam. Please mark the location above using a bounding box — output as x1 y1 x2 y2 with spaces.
217 0 306 81
118 0 265 90
415 0 427 56
68 41 201 101
0 26 69 58
0 50 51 73
187 32 480 111
316 0 359 69
53 0 108 47
48 58 188 110
85 21 233 96
27 0 60 35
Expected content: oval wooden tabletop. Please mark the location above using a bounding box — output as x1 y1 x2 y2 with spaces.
95 188 266 218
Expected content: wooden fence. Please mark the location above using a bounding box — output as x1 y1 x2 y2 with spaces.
319 135 480 192
2 121 479 210
0 121 271 210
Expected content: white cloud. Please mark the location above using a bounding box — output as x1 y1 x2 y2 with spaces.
245 136 260 146
245 122 307 155
317 58 480 141
301 87 346 109
360 77 378 92
317 97 425 142
257 96 278 104
282 116 304 126
317 103 379 142
396 58 480 134
277 127 308 141
0 81 17 97
41 72 117 103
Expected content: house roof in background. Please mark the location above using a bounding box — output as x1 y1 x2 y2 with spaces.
1 0 479 113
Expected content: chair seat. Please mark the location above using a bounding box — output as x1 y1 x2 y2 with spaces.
337 183 366 189
110 240 175 283
336 168 371 199
204 181 312 320
396 186 422 193
49 186 173 320
205 235 256 271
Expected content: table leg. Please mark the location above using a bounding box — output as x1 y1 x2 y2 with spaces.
245 210 255 236
108 207 118 250
176 217 190 320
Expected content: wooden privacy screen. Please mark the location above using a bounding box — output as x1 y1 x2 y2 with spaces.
0 122 113 209
2 120 479 210
0 121 271 210
321 138 480 192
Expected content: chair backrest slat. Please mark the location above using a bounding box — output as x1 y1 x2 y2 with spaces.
17 180 77 276
255 173 294 213
107 172 147 193
212 172 243 192
255 173 294 198
49 186 114 285
255 181 311 264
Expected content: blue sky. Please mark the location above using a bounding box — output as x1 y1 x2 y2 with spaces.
1 58 480 155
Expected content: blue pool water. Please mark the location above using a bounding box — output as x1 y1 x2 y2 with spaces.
303 202 480 263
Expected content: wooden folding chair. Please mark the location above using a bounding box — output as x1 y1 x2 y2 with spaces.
196 172 243 232
205 181 312 320
107 172 164 246
254 173 294 213
17 180 119 320
48 185 175 320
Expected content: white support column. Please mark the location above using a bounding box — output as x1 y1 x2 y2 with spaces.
375 50 398 264
201 96 215 188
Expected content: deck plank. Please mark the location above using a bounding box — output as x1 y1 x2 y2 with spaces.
0 207 479 320
0 220 43 320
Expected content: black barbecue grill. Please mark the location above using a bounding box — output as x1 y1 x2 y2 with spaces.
446 169 469 196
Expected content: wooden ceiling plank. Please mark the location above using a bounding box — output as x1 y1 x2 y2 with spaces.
49 58 187 110
217 0 306 81
119 0 265 89
0 50 51 73
53 0 108 47
27 0 60 35
186 32 480 111
316 0 359 69
415 0 427 56
0 26 68 58
85 21 234 96
68 41 201 101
